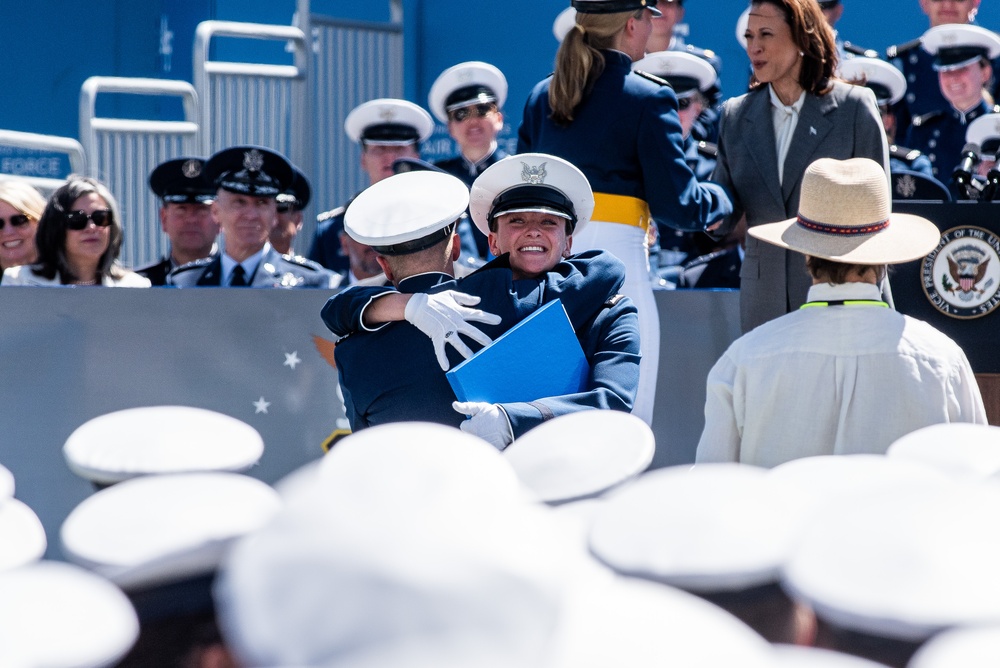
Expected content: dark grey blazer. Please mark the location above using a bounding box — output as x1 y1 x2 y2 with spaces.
712 80 890 332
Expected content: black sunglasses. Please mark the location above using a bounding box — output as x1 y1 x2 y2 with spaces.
65 209 113 230
0 213 31 231
449 103 496 123
677 97 694 111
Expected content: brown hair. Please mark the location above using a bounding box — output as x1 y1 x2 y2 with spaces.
549 10 641 125
805 256 887 285
747 0 838 95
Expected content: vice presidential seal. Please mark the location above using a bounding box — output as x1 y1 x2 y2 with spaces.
922 226 1000 319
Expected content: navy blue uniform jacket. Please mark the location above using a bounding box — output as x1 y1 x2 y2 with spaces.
517 49 732 232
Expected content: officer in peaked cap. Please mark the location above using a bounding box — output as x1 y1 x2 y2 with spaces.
269 165 311 256
134 157 219 286
904 24 1000 192
430 61 511 262
169 146 338 288
888 1 1000 143
308 99 434 282
323 154 639 451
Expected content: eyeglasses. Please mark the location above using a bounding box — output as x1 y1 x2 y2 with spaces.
448 103 497 123
65 209 113 230
0 214 31 230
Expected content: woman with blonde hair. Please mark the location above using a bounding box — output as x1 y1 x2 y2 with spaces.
0 180 46 280
518 0 732 426
3 175 149 287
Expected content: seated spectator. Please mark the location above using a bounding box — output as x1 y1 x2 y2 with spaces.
269 165 310 256
0 179 46 281
169 146 338 289
3 175 150 287
696 157 986 467
135 157 218 286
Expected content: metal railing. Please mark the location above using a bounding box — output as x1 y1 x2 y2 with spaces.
79 76 200 268
0 129 86 196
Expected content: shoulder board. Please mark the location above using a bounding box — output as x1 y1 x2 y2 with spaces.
886 38 921 60
317 205 346 223
280 254 325 271
843 42 880 59
634 70 672 88
911 110 943 128
603 294 626 308
697 141 718 158
172 257 213 273
889 144 922 162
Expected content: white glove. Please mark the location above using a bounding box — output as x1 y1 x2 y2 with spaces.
453 401 514 451
404 291 502 371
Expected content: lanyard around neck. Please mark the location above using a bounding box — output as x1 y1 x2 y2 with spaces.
800 299 889 309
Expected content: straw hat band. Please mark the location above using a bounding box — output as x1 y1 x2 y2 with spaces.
747 157 941 265
796 214 890 236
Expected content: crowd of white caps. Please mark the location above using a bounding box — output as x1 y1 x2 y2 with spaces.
3 408 1000 665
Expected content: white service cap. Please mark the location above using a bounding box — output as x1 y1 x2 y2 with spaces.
503 410 654 504
63 405 264 485
0 561 139 668
428 61 508 123
589 463 797 592
469 153 595 237
344 98 434 145
344 170 469 254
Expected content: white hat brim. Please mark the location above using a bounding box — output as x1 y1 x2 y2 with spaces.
749 212 940 264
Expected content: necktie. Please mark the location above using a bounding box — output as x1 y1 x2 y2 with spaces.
230 265 248 287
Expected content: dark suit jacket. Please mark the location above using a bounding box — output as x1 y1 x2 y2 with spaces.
712 81 890 332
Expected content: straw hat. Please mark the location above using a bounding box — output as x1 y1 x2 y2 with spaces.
749 157 940 264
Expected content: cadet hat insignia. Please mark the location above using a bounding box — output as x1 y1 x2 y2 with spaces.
243 149 264 173
182 159 202 179
379 106 397 122
521 162 548 184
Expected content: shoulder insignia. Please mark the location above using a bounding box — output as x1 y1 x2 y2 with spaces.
603 294 626 308
886 38 921 60
911 110 943 128
281 254 326 272
697 141 718 158
172 257 212 273
890 144 922 162
317 205 347 223
634 70 672 88
843 42 880 59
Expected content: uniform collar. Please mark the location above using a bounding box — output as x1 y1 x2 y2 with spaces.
397 271 455 293
222 245 267 284
951 99 990 125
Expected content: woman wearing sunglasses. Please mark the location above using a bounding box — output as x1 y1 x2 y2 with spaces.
517 0 732 426
0 180 46 281
3 175 150 287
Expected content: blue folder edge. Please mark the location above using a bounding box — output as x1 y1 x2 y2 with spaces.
446 299 589 404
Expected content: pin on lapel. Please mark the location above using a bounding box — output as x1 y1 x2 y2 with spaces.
810 126 817 135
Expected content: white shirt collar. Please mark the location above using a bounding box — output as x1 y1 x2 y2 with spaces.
768 85 806 113
806 281 883 304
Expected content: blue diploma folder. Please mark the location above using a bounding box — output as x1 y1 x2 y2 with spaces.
446 299 589 404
